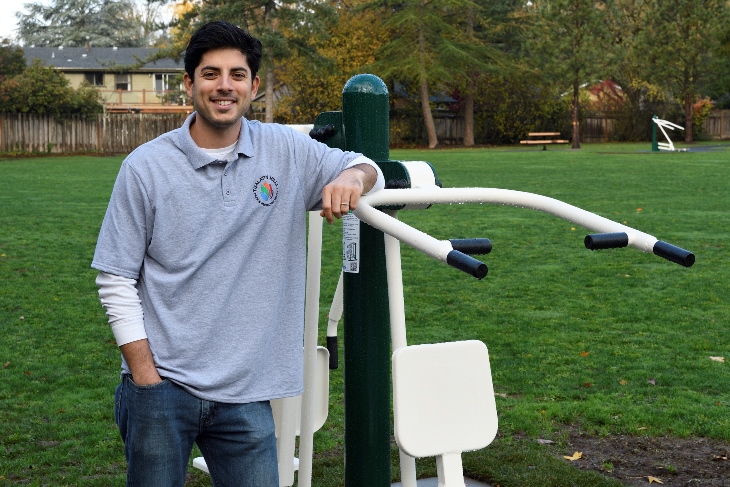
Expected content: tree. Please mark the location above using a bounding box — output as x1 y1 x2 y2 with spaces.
0 40 26 79
374 0 496 148
526 0 613 148
0 60 103 115
275 0 387 123
642 0 729 142
16 0 153 48
453 0 516 146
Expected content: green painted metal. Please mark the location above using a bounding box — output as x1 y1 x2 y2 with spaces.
651 115 659 152
312 111 345 151
341 74 393 487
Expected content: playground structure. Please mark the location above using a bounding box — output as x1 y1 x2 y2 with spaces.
193 75 694 487
652 115 688 152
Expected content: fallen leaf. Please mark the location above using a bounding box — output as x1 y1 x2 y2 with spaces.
648 378 656 385
24 371 32 375
537 439 554 444
583 382 593 388
571 227 576 231
620 379 628 385
563 452 583 461
712 455 728 461
710 356 725 363
636 208 643 212
19 316 24 320
495 392 508 398
637 426 648 430
647 476 663 484
580 350 590 357
3 362 9 368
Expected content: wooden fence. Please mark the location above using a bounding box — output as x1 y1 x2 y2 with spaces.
703 110 730 140
0 112 188 154
2 110 728 154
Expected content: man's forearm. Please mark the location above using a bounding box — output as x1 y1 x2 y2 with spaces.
120 339 162 385
320 160 382 223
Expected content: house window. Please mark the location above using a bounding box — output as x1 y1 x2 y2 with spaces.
154 73 173 92
115 74 131 91
84 72 104 86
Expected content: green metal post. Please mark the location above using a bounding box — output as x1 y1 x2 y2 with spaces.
341 74 392 487
651 115 659 152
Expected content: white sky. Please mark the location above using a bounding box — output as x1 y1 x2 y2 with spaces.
0 0 53 43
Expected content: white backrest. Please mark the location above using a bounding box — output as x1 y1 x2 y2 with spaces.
392 340 498 458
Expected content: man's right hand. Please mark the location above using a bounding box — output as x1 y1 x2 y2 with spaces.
120 339 163 385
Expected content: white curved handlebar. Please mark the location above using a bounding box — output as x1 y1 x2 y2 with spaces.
353 188 659 263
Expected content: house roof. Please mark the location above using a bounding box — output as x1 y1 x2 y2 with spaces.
23 47 184 72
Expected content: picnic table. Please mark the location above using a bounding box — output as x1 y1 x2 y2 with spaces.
520 132 569 150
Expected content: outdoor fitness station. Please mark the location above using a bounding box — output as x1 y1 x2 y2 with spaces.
194 74 695 487
652 115 688 152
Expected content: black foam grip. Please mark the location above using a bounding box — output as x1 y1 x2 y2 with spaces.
326 336 338 369
449 238 492 255
584 232 629 250
446 250 488 279
653 240 695 267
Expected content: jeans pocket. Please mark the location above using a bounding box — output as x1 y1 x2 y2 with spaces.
127 375 169 390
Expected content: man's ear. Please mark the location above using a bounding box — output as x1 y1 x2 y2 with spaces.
251 75 260 99
183 72 194 97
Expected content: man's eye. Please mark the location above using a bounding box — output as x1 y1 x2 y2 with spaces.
202 72 217 79
232 72 247 80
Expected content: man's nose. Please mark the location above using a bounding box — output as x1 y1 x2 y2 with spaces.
217 73 233 91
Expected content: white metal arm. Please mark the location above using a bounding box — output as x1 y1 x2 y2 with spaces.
354 188 659 262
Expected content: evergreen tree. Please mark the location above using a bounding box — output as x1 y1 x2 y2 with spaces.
16 0 152 47
0 40 26 80
526 0 613 148
642 0 728 142
373 0 497 148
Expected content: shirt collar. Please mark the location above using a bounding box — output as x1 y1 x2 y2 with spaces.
179 112 255 170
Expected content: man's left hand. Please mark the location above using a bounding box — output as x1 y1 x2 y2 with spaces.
320 164 377 224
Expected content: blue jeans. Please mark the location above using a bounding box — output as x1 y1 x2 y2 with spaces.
114 375 279 487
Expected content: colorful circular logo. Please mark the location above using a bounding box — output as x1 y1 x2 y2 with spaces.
253 176 279 206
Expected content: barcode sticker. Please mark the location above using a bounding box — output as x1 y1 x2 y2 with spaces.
342 213 360 273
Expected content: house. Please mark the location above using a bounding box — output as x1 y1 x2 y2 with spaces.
24 46 191 113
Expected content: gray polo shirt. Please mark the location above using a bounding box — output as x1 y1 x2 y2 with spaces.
92 114 368 403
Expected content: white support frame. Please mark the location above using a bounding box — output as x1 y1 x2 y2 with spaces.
653 117 687 152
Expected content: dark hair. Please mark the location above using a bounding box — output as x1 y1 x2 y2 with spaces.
184 21 263 80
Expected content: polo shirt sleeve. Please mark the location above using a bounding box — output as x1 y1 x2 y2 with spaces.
294 132 383 211
91 159 152 280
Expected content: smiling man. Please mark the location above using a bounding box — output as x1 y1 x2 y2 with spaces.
91 21 383 487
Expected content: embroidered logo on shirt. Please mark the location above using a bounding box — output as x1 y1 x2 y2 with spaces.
253 176 279 206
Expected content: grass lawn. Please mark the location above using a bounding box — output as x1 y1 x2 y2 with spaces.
1 142 729 486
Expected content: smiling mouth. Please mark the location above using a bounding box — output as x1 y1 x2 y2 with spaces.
214 100 235 106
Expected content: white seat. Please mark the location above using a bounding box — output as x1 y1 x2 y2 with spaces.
392 340 498 487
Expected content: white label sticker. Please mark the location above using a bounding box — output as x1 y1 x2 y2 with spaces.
342 213 360 273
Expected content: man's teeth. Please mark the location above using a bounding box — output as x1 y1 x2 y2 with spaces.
216 100 233 106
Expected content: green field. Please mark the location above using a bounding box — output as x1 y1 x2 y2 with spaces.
1 142 729 486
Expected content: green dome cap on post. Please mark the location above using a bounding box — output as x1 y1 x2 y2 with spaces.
342 74 390 162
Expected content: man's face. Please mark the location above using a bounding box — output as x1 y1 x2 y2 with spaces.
183 48 260 132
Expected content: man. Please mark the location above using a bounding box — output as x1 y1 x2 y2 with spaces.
92 21 383 486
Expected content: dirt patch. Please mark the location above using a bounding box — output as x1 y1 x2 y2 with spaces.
564 428 730 486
